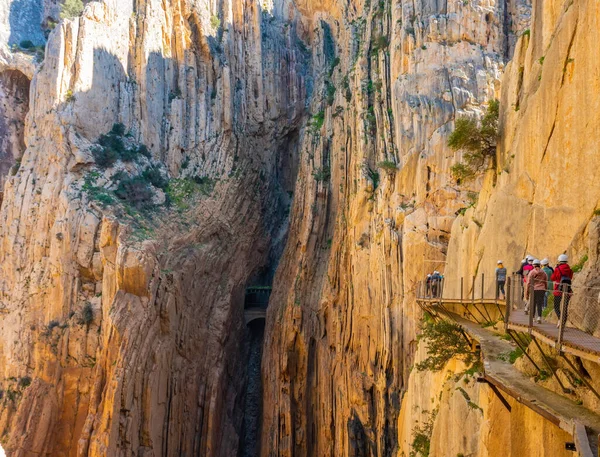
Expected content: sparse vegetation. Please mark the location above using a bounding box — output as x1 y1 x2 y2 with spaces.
10 159 21 176
81 302 94 325
210 15 221 30
92 124 150 167
410 409 437 457
60 0 84 19
19 40 34 49
308 111 325 133
313 166 331 183
572 254 589 273
377 160 398 173
498 347 524 364
448 100 499 183
371 35 389 54
367 168 380 191
142 166 168 189
416 314 476 372
115 176 155 210
342 75 352 102
365 107 377 134
165 177 214 211
325 81 336 106
18 376 31 388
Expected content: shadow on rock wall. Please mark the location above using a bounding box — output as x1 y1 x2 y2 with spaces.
8 0 46 47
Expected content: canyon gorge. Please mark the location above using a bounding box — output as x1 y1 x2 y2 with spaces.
0 0 599 456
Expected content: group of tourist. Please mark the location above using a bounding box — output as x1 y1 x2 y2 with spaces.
496 255 574 326
424 271 444 298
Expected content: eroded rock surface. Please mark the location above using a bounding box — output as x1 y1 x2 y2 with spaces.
0 0 599 456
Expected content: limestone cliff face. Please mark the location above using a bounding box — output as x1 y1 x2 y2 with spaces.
260 0 528 455
397 341 575 457
444 0 600 333
0 0 307 455
2 0 598 456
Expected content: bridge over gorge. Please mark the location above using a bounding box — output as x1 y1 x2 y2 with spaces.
244 286 271 325
416 274 600 456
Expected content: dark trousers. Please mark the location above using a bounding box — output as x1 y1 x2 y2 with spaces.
496 281 505 298
554 291 571 325
532 290 545 319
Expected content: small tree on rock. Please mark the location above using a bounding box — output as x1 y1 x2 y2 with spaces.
448 99 499 183
60 0 84 19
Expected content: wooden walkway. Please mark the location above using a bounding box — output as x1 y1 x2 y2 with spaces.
448 311 600 457
417 296 600 364
507 309 600 363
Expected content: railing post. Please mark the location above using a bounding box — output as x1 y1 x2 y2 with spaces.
481 273 485 303
440 278 445 305
557 284 568 351
460 277 464 304
505 278 512 331
472 276 476 303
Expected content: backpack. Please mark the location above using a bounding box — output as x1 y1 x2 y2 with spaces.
556 265 572 292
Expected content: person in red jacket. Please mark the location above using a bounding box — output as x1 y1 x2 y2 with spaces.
551 254 573 328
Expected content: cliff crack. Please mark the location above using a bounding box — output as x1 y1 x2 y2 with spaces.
540 21 578 164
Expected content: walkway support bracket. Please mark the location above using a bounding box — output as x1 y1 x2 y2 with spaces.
531 336 571 394
507 330 543 374
559 354 600 403
477 377 512 412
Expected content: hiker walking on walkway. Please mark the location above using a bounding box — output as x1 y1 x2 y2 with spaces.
425 274 432 297
496 260 507 299
515 256 534 299
551 254 573 328
430 271 442 298
525 259 548 323
541 258 554 311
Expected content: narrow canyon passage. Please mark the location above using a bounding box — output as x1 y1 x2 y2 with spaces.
240 319 266 457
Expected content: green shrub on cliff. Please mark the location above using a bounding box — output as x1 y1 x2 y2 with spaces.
416 315 475 372
410 408 437 457
60 0 84 19
448 99 499 183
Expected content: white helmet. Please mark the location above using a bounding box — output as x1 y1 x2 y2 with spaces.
527 255 534 261
541 258 549 265
497 260 503 264
558 254 568 262
433 271 439 274
533 259 541 266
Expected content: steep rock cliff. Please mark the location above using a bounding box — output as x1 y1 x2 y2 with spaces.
0 0 308 455
444 0 600 333
261 0 529 456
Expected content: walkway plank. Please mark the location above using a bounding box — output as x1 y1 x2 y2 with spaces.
508 309 600 363
446 311 600 455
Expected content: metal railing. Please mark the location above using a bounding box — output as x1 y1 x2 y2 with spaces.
417 273 600 357
416 273 505 325
244 287 272 309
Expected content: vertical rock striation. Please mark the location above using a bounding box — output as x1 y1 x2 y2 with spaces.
0 0 308 455
261 0 529 456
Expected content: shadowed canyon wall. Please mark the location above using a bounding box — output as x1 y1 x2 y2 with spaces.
1 0 600 456
0 0 307 455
